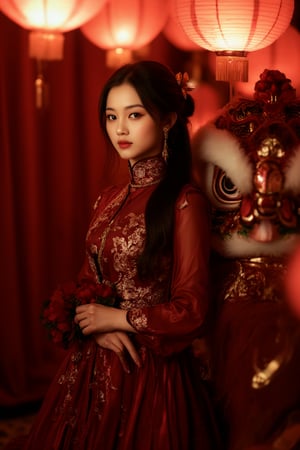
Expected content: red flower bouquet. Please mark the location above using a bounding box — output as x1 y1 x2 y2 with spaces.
41 279 118 349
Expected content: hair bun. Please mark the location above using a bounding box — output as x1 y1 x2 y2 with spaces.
175 72 195 118
183 93 195 118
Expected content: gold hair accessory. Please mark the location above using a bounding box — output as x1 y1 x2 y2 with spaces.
175 72 193 99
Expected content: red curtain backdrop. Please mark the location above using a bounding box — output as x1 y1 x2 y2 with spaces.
0 12 187 410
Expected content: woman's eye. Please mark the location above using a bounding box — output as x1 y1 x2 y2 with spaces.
129 112 142 119
106 114 116 121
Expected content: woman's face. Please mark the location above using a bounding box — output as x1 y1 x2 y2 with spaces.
105 83 163 165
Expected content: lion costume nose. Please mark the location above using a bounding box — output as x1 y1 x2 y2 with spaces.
240 159 297 241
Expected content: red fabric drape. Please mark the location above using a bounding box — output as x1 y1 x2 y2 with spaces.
0 12 186 409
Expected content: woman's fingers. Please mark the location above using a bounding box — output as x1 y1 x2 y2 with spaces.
74 306 87 325
94 332 141 371
120 333 141 368
74 304 101 333
75 315 90 333
97 332 131 372
116 351 131 373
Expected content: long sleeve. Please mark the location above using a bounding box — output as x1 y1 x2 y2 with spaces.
127 186 211 356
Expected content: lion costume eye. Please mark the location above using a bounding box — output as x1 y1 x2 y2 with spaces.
212 167 242 208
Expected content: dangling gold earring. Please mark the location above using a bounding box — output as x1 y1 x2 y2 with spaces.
162 127 169 162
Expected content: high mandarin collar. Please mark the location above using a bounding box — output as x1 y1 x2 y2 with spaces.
129 156 166 187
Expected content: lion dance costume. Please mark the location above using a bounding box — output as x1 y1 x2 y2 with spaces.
193 70 300 450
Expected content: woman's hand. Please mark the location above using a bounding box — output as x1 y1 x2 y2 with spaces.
94 331 141 373
74 303 135 334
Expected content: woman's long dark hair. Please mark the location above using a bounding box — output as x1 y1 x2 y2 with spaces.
98 60 194 278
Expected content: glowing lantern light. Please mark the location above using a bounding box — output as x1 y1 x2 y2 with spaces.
0 0 108 107
81 0 170 68
173 0 294 82
0 0 108 60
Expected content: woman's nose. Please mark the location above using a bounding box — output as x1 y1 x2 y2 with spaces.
116 121 128 135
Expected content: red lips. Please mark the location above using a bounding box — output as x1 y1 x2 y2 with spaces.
117 140 132 149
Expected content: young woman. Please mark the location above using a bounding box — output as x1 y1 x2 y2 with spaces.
21 60 220 449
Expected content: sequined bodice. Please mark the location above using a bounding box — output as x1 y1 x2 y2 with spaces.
86 157 171 309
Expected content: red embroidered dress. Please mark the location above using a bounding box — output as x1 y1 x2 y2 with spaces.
23 157 219 450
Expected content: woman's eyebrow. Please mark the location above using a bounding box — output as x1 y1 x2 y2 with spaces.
106 104 145 111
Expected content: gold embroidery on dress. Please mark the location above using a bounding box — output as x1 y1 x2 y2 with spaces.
129 157 166 187
86 157 170 310
128 311 148 330
100 210 170 308
87 186 129 240
93 194 102 211
54 344 122 424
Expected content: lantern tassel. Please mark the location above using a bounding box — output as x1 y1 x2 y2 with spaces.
35 61 49 109
105 48 133 68
215 51 248 83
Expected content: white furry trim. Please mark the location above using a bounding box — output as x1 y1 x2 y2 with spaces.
284 144 300 193
193 124 253 194
212 233 300 258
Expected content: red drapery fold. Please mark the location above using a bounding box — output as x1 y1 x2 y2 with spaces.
0 12 186 410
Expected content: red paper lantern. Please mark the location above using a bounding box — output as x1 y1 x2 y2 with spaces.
0 0 108 59
163 11 201 51
81 0 169 67
0 0 108 107
173 0 294 82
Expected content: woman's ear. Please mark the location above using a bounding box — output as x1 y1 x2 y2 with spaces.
164 112 177 130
